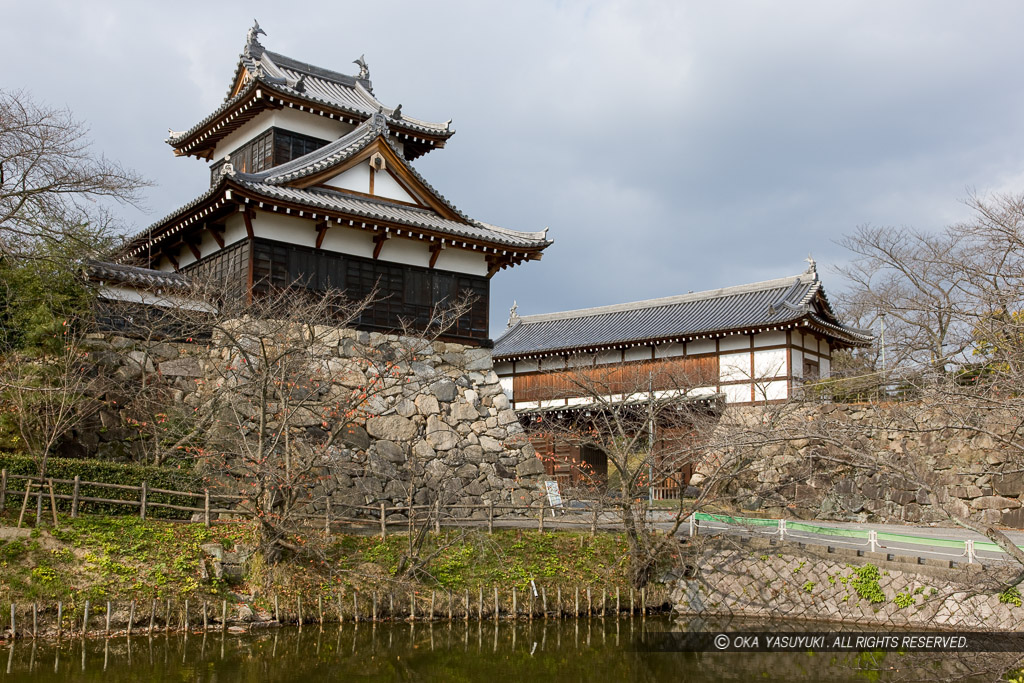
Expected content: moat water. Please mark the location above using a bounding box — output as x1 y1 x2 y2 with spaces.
0 616 1007 682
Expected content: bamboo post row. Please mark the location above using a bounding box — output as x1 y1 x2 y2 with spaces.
0 586 658 642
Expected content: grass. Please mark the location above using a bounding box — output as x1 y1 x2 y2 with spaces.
0 513 644 615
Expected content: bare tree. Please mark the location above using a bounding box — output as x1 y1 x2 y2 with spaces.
0 329 103 479
0 89 147 262
523 355 739 587
127 279 479 567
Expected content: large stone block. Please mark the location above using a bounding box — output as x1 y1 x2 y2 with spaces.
366 415 417 441
432 379 458 402
992 473 1024 497
971 495 1020 510
515 456 545 477
425 415 458 451
376 440 407 463
339 424 370 450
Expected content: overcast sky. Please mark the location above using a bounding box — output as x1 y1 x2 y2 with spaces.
5 1 1024 334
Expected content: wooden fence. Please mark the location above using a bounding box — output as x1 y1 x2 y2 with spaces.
0 469 658 535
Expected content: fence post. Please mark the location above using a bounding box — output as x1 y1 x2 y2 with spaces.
488 500 494 534
380 502 387 539
204 490 211 528
0 468 6 512
140 482 148 521
868 530 879 553
325 503 330 536
688 513 695 538
538 499 545 531
434 500 441 533
966 539 977 564
591 504 598 537
778 519 787 541
47 479 58 526
71 476 80 519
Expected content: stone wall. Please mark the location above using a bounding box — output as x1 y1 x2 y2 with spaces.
706 402 1024 527
73 327 546 514
673 539 1021 630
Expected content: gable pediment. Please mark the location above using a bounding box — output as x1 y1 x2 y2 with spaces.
290 137 463 221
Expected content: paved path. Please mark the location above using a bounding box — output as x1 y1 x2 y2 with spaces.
489 508 1024 566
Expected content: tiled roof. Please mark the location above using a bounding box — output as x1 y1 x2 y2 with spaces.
238 112 476 221
86 260 190 290
167 45 452 153
232 181 550 249
493 272 872 359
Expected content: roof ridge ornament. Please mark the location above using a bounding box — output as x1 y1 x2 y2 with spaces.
507 300 520 329
354 54 370 82
244 19 266 59
220 154 236 177
804 254 817 278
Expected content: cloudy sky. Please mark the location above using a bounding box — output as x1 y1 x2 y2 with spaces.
5 1 1024 334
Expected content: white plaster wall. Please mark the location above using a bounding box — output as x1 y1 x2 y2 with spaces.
753 380 789 402
803 334 819 352
493 361 515 376
254 212 318 248
753 331 786 347
719 335 752 352
97 285 215 312
791 348 804 378
624 347 650 362
753 348 787 379
212 108 352 162
516 359 540 374
375 236 430 268
499 376 513 399
723 383 752 403
222 214 248 248
324 164 370 193
719 352 752 382
821 357 831 377
566 354 593 368
540 357 564 372
374 170 417 203
686 339 715 355
318 223 375 259
433 248 488 277
654 343 686 359
596 350 621 365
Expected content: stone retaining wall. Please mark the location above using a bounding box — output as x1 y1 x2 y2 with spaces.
71 328 545 512
673 539 1023 630
706 402 1024 527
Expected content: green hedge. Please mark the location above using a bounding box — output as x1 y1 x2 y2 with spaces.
0 454 202 520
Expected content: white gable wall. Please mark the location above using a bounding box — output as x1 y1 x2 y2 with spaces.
374 170 418 204
211 108 353 163
323 164 371 193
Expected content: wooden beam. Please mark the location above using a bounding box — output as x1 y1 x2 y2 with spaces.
208 224 225 249
429 242 444 269
315 221 328 250
486 254 511 278
372 233 390 260
161 250 180 271
243 209 255 239
183 236 202 261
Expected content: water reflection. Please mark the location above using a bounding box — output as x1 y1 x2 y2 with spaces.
0 617 1007 682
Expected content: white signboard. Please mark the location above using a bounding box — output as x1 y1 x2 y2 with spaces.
544 480 564 508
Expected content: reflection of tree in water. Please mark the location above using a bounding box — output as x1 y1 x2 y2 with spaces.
3 617 1006 682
